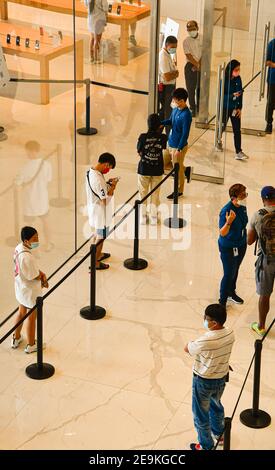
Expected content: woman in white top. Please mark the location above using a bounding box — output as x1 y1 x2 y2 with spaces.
84 0 108 63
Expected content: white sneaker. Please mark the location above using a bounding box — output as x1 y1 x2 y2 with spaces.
150 216 158 226
235 151 249 160
11 335 23 349
24 341 46 354
129 35 137 46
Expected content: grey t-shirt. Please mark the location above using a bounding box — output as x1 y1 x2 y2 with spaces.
250 206 275 254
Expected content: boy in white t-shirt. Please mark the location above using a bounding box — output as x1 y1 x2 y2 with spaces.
12 226 48 354
86 152 118 270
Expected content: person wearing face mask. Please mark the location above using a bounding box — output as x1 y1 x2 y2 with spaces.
218 184 248 306
184 304 235 450
86 152 118 270
218 60 249 160
183 20 202 118
12 226 48 354
158 35 179 136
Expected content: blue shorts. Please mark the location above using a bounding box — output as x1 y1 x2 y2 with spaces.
96 227 110 239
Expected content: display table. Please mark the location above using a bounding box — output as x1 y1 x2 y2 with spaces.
0 22 83 104
0 0 151 65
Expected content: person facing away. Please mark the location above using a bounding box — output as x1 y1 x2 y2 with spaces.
248 186 275 337
15 140 53 251
158 35 179 136
86 152 118 270
12 226 48 354
265 38 275 134
162 87 192 200
85 0 108 63
218 183 248 307
183 20 202 118
184 304 235 451
219 59 249 161
137 113 167 225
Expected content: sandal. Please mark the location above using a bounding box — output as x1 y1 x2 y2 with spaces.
96 262 109 270
99 252 111 262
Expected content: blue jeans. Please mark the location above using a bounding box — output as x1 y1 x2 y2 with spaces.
219 243 247 304
192 374 226 450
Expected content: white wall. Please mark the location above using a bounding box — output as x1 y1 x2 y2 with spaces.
160 0 204 24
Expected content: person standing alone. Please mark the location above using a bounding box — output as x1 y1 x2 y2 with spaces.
183 20 202 117
265 38 275 134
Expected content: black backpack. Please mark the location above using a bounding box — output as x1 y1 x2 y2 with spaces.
257 209 275 262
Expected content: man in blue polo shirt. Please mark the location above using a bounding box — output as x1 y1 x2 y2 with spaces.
162 88 192 199
265 38 275 134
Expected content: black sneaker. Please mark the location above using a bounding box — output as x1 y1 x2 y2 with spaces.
184 166 193 183
227 293 244 304
167 192 183 200
265 124 272 134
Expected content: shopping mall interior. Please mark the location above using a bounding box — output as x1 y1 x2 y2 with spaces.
0 0 274 451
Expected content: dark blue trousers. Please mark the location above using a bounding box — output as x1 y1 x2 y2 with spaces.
219 243 247 304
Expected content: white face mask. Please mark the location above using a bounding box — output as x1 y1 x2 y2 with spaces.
237 199 247 207
170 101 177 109
189 30 198 38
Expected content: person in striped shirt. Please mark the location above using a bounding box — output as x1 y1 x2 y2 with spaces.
184 304 235 450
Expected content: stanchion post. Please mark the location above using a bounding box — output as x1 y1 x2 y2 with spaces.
25 297 55 380
50 143 71 207
77 79 98 136
240 339 271 428
223 417 231 450
164 163 186 229
124 200 148 270
80 244 106 320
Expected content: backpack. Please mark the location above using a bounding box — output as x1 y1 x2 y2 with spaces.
257 209 275 262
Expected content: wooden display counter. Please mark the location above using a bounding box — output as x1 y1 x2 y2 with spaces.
0 21 83 103
0 0 151 65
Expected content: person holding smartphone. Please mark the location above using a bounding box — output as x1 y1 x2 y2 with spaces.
218 184 248 306
218 60 249 161
84 0 108 64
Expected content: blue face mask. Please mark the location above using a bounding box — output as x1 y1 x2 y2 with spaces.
168 47 177 55
203 319 209 330
30 242 39 249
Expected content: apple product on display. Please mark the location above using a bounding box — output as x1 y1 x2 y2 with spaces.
117 5 121 14
16 36 20 46
108 4 112 12
6 34 11 44
35 39 40 50
25 38 30 48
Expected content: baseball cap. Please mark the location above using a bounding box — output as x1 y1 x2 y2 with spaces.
261 186 275 200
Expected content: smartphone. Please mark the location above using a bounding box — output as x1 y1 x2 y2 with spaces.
35 39 40 50
25 37 30 48
16 35 20 46
117 5 121 15
6 34 11 44
108 4 112 13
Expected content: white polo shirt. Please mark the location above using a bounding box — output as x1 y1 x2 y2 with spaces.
14 243 41 308
159 48 177 85
86 168 112 230
183 35 202 62
188 327 235 379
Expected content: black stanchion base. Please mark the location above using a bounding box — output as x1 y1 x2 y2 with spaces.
124 258 148 270
25 363 55 380
50 198 71 208
164 217 186 229
77 127 98 136
80 305 106 320
240 409 271 428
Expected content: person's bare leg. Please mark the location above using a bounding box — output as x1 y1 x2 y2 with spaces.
26 308 37 346
13 304 27 339
96 239 104 267
94 33 102 61
90 34 95 60
258 295 270 329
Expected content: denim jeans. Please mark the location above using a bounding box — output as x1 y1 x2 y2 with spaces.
192 374 226 450
222 109 242 153
219 243 247 304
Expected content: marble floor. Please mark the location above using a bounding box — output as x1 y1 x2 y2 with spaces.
0 3 275 451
